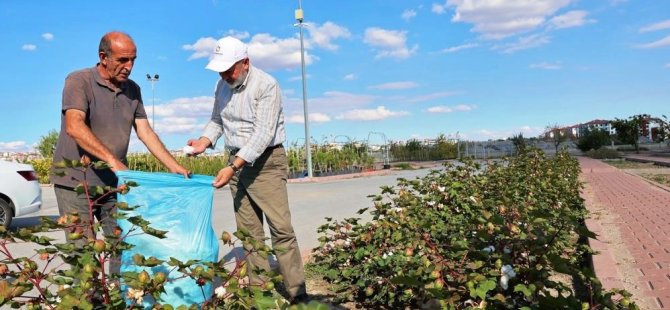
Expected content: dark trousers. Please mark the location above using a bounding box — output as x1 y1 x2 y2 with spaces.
54 185 120 274
229 146 306 298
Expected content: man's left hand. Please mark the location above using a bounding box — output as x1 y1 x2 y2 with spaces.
170 165 191 178
213 166 235 188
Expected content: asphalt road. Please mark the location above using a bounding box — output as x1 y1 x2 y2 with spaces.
10 168 436 262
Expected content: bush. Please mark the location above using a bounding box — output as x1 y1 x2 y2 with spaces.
615 146 648 152
392 163 413 170
28 158 52 184
0 159 317 309
576 129 611 152
312 149 637 309
586 148 622 159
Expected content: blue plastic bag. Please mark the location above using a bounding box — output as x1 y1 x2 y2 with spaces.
116 170 219 308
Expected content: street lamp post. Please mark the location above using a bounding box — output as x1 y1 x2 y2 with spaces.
295 1 313 178
146 74 159 130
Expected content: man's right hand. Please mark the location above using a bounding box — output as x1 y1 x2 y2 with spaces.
109 159 129 172
186 137 211 156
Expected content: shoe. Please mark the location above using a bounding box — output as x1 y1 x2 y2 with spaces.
290 293 311 305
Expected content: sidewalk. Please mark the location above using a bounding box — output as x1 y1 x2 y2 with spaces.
580 157 670 309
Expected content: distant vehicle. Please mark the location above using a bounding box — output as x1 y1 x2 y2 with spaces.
0 160 42 227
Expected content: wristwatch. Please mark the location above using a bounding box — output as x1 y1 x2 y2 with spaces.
228 162 241 175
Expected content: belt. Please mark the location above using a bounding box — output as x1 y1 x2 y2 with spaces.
229 144 283 156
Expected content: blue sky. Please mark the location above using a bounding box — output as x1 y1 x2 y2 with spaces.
1 0 669 153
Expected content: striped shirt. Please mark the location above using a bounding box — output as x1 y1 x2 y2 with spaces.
201 65 286 164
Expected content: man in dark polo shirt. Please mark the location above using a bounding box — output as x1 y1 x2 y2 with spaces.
52 31 189 272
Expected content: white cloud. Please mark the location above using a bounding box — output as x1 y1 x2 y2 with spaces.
286 113 331 124
493 34 551 53
154 117 204 134
639 20 670 33
442 0 573 39
406 91 458 103
548 10 595 30
363 27 418 59
42 33 54 41
284 91 378 116
336 106 409 121
472 125 544 140
247 34 315 71
288 74 311 82
427 106 452 113
426 104 474 113
529 62 562 70
636 35 670 49
22 44 36 51
153 96 215 118
368 81 418 90
432 3 447 14
225 30 250 39
440 43 479 53
182 37 218 60
0 141 31 152
453 104 474 111
402 9 417 21
343 74 357 80
306 21 351 51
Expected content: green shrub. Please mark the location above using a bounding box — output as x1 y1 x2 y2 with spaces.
312 149 637 309
586 148 621 159
615 146 648 152
392 163 413 170
576 129 611 152
0 160 319 309
127 154 229 176
28 158 52 184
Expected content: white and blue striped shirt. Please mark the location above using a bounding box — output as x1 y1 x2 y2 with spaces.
201 65 286 164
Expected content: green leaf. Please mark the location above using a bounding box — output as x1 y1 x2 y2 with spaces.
391 275 422 286
475 279 496 299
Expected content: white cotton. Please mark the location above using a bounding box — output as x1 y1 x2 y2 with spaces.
215 286 227 298
501 265 516 278
500 274 509 290
482 245 495 253
183 145 195 155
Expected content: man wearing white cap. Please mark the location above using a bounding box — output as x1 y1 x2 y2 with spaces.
186 36 308 303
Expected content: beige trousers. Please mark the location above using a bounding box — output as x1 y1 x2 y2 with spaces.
229 146 306 298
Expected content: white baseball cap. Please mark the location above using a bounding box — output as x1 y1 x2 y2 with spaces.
205 36 248 72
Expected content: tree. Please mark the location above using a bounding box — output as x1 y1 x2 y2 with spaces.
576 129 611 152
510 133 526 154
36 129 59 158
546 124 567 154
611 115 644 153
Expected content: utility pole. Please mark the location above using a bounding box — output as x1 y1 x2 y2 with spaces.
295 0 313 178
146 74 159 130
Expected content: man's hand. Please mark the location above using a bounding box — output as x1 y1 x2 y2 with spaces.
186 137 211 156
212 166 235 188
109 159 129 172
170 164 191 178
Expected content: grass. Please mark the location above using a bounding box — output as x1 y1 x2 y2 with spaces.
603 159 670 187
602 159 660 170
392 162 414 170
640 173 670 187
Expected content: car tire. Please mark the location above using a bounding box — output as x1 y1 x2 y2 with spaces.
0 199 13 228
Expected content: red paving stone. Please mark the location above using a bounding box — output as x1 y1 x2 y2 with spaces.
580 157 670 309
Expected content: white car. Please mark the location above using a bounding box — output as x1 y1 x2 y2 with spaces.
0 160 42 227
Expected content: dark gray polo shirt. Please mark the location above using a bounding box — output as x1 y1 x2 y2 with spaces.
52 66 147 188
